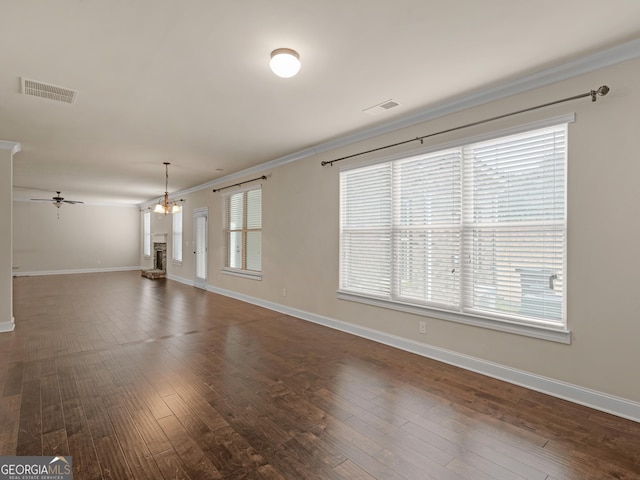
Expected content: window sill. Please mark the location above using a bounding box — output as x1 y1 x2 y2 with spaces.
171 260 183 266
221 268 262 281
336 290 571 344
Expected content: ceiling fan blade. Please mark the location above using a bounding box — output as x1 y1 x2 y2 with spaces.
30 198 56 202
62 200 84 204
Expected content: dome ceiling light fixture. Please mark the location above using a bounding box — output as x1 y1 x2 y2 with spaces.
269 48 301 78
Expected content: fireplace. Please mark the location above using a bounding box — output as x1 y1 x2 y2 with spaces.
153 242 167 271
141 241 167 280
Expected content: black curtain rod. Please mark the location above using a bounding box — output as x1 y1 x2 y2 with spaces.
212 175 267 193
321 85 610 167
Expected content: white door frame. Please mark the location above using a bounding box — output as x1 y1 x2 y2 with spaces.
193 207 208 289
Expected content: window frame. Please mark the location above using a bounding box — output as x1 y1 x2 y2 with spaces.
338 115 573 344
222 185 262 280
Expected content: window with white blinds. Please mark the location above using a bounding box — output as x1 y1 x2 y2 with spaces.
143 211 151 257
224 186 262 274
172 207 183 263
194 213 207 282
340 122 567 331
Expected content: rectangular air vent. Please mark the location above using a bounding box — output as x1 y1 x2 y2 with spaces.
363 98 401 116
21 78 77 104
380 100 399 110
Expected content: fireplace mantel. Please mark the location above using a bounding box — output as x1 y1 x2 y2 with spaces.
152 233 167 243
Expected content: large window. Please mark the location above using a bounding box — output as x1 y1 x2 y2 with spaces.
340 120 568 338
143 211 151 257
172 207 183 262
224 186 262 276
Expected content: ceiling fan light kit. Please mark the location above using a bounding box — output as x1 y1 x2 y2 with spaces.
31 191 84 208
30 191 84 219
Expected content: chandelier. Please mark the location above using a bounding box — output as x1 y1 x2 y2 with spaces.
153 162 182 214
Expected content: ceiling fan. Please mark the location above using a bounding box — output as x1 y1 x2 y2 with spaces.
31 191 84 209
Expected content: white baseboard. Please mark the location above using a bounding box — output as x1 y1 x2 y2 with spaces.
13 266 142 277
166 273 194 286
204 283 640 424
0 317 15 333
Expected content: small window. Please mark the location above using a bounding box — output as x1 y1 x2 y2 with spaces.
143 211 151 257
224 187 262 276
172 207 183 263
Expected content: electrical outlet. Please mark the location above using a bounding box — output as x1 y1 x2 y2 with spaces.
419 321 426 334
282 288 287 297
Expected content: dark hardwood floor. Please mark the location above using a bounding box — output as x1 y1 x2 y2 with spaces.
1 271 639 479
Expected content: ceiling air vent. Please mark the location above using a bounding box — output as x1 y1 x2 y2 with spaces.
380 100 399 110
363 99 401 116
21 78 77 104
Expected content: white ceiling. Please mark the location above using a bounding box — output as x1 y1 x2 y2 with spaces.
3 0 640 205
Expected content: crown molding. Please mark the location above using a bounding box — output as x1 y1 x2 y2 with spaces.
144 38 640 205
12 197 138 208
0 141 21 156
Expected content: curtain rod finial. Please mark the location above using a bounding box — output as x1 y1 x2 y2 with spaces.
591 85 610 101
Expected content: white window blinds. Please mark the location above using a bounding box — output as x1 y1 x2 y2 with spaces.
194 214 207 281
340 123 567 327
245 189 262 271
224 187 262 272
143 211 151 257
341 162 392 296
463 126 566 323
172 208 183 262
396 148 462 308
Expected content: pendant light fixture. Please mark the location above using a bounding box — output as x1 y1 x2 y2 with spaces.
270 48 301 78
154 162 182 214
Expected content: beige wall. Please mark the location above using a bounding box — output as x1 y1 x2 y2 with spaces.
13 201 140 273
162 59 640 404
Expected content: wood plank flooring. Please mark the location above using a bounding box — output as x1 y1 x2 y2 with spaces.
1 271 639 479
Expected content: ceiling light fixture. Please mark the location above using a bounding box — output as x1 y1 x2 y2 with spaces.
153 162 182 214
269 48 301 78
